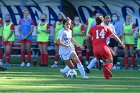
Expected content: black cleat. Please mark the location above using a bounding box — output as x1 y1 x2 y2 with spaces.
0 66 7 71
85 67 90 73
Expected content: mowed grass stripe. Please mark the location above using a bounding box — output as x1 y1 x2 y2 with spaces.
0 66 140 93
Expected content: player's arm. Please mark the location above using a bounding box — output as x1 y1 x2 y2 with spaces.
25 20 34 39
53 23 56 36
80 24 85 36
136 28 140 38
112 33 125 48
18 20 24 39
6 24 15 41
36 25 39 34
42 24 50 34
71 38 84 49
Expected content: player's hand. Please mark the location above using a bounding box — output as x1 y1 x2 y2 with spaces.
79 46 84 50
24 36 27 39
121 44 125 49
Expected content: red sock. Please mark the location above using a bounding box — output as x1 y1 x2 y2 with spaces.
86 51 90 61
27 52 31 62
6 52 10 62
103 65 109 79
131 56 135 67
107 63 113 70
21 51 25 61
124 56 128 67
40 54 44 65
0 50 2 59
78 56 82 62
54 54 59 61
44 54 48 65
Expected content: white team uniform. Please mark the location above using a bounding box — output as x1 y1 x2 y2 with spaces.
58 28 75 60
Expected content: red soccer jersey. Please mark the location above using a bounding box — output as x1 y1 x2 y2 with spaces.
88 25 113 46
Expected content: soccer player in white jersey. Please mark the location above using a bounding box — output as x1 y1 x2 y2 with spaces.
57 17 88 78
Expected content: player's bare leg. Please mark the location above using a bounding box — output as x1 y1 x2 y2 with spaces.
39 44 44 66
4 45 12 66
130 45 135 69
85 41 91 65
51 45 59 68
26 42 31 67
42 44 48 66
20 43 26 66
124 46 129 69
70 52 88 78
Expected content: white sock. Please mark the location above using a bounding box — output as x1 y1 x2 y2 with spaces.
87 57 97 69
63 65 70 73
100 60 103 63
54 61 58 65
77 62 86 77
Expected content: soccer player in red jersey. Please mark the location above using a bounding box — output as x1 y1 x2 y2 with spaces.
85 16 125 79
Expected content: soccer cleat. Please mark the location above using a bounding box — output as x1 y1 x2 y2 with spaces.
20 62 25 67
112 65 117 70
51 64 58 68
0 66 7 71
105 67 112 77
83 76 89 79
85 67 90 73
104 77 110 80
60 69 65 74
27 63 31 67
0 62 3 66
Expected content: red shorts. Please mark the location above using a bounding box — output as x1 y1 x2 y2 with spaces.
38 42 48 45
54 42 59 46
125 44 134 47
93 45 112 61
4 41 14 46
20 39 31 43
75 46 82 51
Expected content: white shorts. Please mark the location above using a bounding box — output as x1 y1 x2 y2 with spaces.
59 50 76 60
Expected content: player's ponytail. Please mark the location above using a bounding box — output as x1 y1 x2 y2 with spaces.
96 16 104 25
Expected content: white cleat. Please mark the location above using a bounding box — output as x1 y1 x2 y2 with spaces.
0 62 3 66
112 66 117 70
60 69 65 74
85 61 89 65
27 63 31 67
51 64 58 68
83 76 89 79
20 62 25 67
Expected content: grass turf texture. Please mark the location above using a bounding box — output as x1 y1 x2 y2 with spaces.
0 66 140 93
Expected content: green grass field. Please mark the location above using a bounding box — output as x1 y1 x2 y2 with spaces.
0 66 140 93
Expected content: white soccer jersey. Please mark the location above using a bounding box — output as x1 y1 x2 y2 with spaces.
58 28 75 58
103 23 116 44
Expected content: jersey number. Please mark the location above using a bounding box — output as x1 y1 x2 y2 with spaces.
96 29 105 39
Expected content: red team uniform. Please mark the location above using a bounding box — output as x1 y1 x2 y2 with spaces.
88 25 113 60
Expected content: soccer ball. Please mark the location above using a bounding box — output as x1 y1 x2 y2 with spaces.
67 69 77 78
